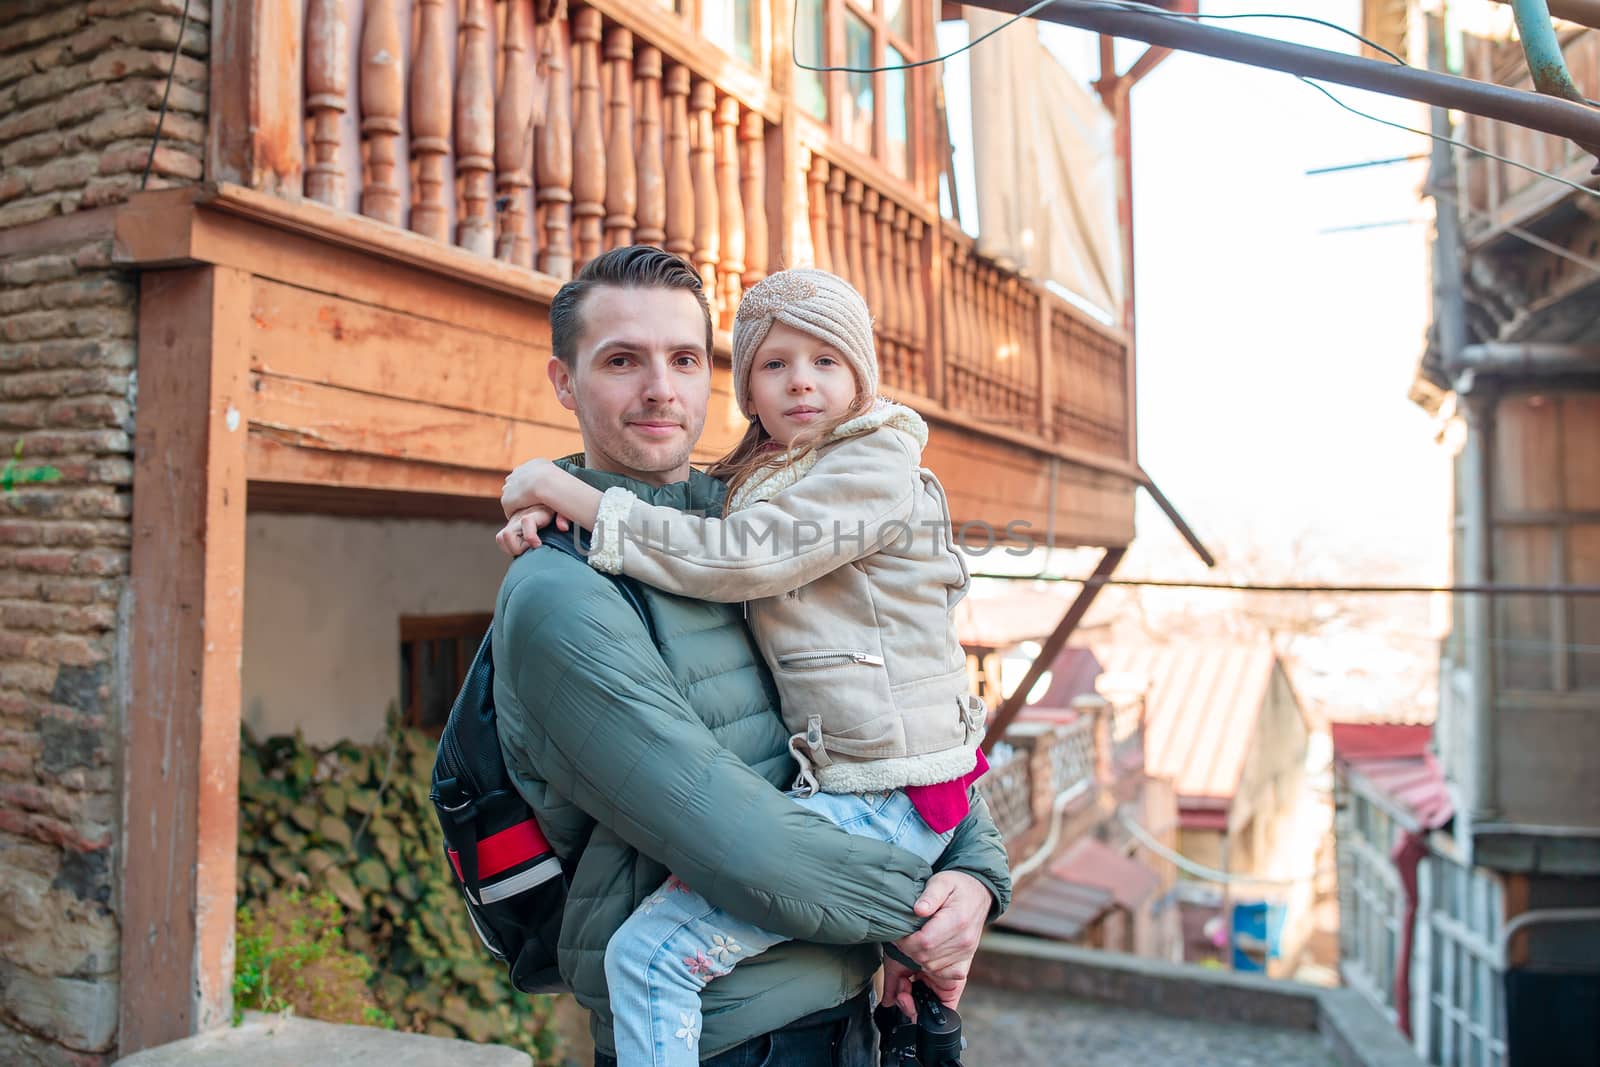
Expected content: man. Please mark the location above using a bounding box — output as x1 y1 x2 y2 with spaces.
493 246 1011 1065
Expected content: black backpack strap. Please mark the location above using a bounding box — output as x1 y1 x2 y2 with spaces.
541 527 656 641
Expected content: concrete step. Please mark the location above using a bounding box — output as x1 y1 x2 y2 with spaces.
113 1013 532 1067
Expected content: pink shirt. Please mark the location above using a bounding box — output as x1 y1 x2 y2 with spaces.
904 748 990 834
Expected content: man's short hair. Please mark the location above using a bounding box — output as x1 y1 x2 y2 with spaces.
548 246 713 366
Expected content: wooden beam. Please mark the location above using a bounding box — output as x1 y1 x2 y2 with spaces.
121 266 251 1052
982 547 1127 752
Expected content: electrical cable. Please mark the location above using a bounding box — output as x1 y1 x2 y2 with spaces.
968 573 1600 596
1299 76 1600 203
141 0 193 191
791 0 1409 75
791 0 1597 209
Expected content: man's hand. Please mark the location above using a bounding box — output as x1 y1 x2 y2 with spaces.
495 505 567 557
888 870 991 1010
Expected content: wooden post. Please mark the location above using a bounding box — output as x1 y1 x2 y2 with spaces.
570 7 605 267
860 188 880 329
209 0 304 194
409 0 452 242
496 0 537 265
536 15 574 278
303 0 348 207
826 167 847 284
1038 286 1056 441
914 216 936 399
603 26 637 249
635 47 667 247
455 0 496 255
121 266 250 1052
843 178 864 295
358 0 404 225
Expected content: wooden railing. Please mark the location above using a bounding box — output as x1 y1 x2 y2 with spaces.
1459 27 1599 236
250 0 1131 464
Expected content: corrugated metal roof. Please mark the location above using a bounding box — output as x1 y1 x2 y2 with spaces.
995 877 1114 942
1028 641 1281 804
1331 723 1452 831
1048 837 1161 911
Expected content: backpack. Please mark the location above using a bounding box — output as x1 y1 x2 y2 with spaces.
430 527 654 994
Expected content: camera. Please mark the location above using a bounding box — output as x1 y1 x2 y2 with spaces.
875 981 965 1066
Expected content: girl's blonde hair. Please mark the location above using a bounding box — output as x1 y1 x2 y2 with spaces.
707 391 873 503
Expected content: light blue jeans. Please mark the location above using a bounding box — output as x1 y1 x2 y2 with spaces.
603 788 953 1067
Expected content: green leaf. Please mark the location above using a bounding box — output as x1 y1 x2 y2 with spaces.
289 805 319 832
318 815 352 851
323 867 364 914
353 859 391 894
322 786 348 817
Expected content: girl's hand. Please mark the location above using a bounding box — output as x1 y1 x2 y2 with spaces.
502 458 559 519
495 505 571 557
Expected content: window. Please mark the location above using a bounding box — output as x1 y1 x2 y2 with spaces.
399 613 491 737
1490 392 1600 692
702 0 756 65
795 0 922 177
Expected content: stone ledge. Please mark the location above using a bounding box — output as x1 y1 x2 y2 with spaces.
111 1013 533 1067
973 932 1424 1067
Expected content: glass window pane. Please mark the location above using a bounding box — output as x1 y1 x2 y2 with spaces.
886 44 909 177
843 12 874 156
795 0 827 120
703 0 755 64
887 0 911 38
1494 526 1557 689
1569 525 1600 688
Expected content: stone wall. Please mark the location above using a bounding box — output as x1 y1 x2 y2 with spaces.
0 2 208 1062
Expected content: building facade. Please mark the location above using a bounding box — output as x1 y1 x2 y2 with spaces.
0 1 1147 1060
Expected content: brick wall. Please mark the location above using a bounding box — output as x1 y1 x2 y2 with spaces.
0 2 209 1062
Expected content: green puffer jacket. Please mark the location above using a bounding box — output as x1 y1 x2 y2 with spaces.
493 462 1012 1059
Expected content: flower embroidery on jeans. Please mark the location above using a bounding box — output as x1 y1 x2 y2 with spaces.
675 1011 701 1050
683 950 716 980
708 934 742 964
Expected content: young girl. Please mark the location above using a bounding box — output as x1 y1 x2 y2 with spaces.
499 268 988 1066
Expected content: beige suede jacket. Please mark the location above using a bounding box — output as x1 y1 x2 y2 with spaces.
587 402 986 794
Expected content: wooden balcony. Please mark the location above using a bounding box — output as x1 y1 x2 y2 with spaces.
1458 27 1599 245
144 0 1137 547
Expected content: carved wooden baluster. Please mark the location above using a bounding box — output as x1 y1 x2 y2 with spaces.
635 46 666 247
304 0 348 207
603 27 636 249
843 178 864 296
715 97 745 320
409 0 451 242
495 0 536 265
663 64 693 259
570 8 604 267
807 155 831 273
690 80 719 304
906 215 925 393
536 14 574 278
892 207 912 388
359 0 404 224
877 195 900 388
860 190 881 354
827 168 847 284
740 111 766 290
454 0 495 254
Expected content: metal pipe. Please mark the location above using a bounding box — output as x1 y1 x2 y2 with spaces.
1451 342 1600 378
1510 0 1590 105
1490 0 1600 34
967 0 1600 156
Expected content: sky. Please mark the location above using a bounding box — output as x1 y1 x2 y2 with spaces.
941 1 1455 586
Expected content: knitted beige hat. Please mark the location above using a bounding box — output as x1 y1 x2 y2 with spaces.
731 268 878 419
